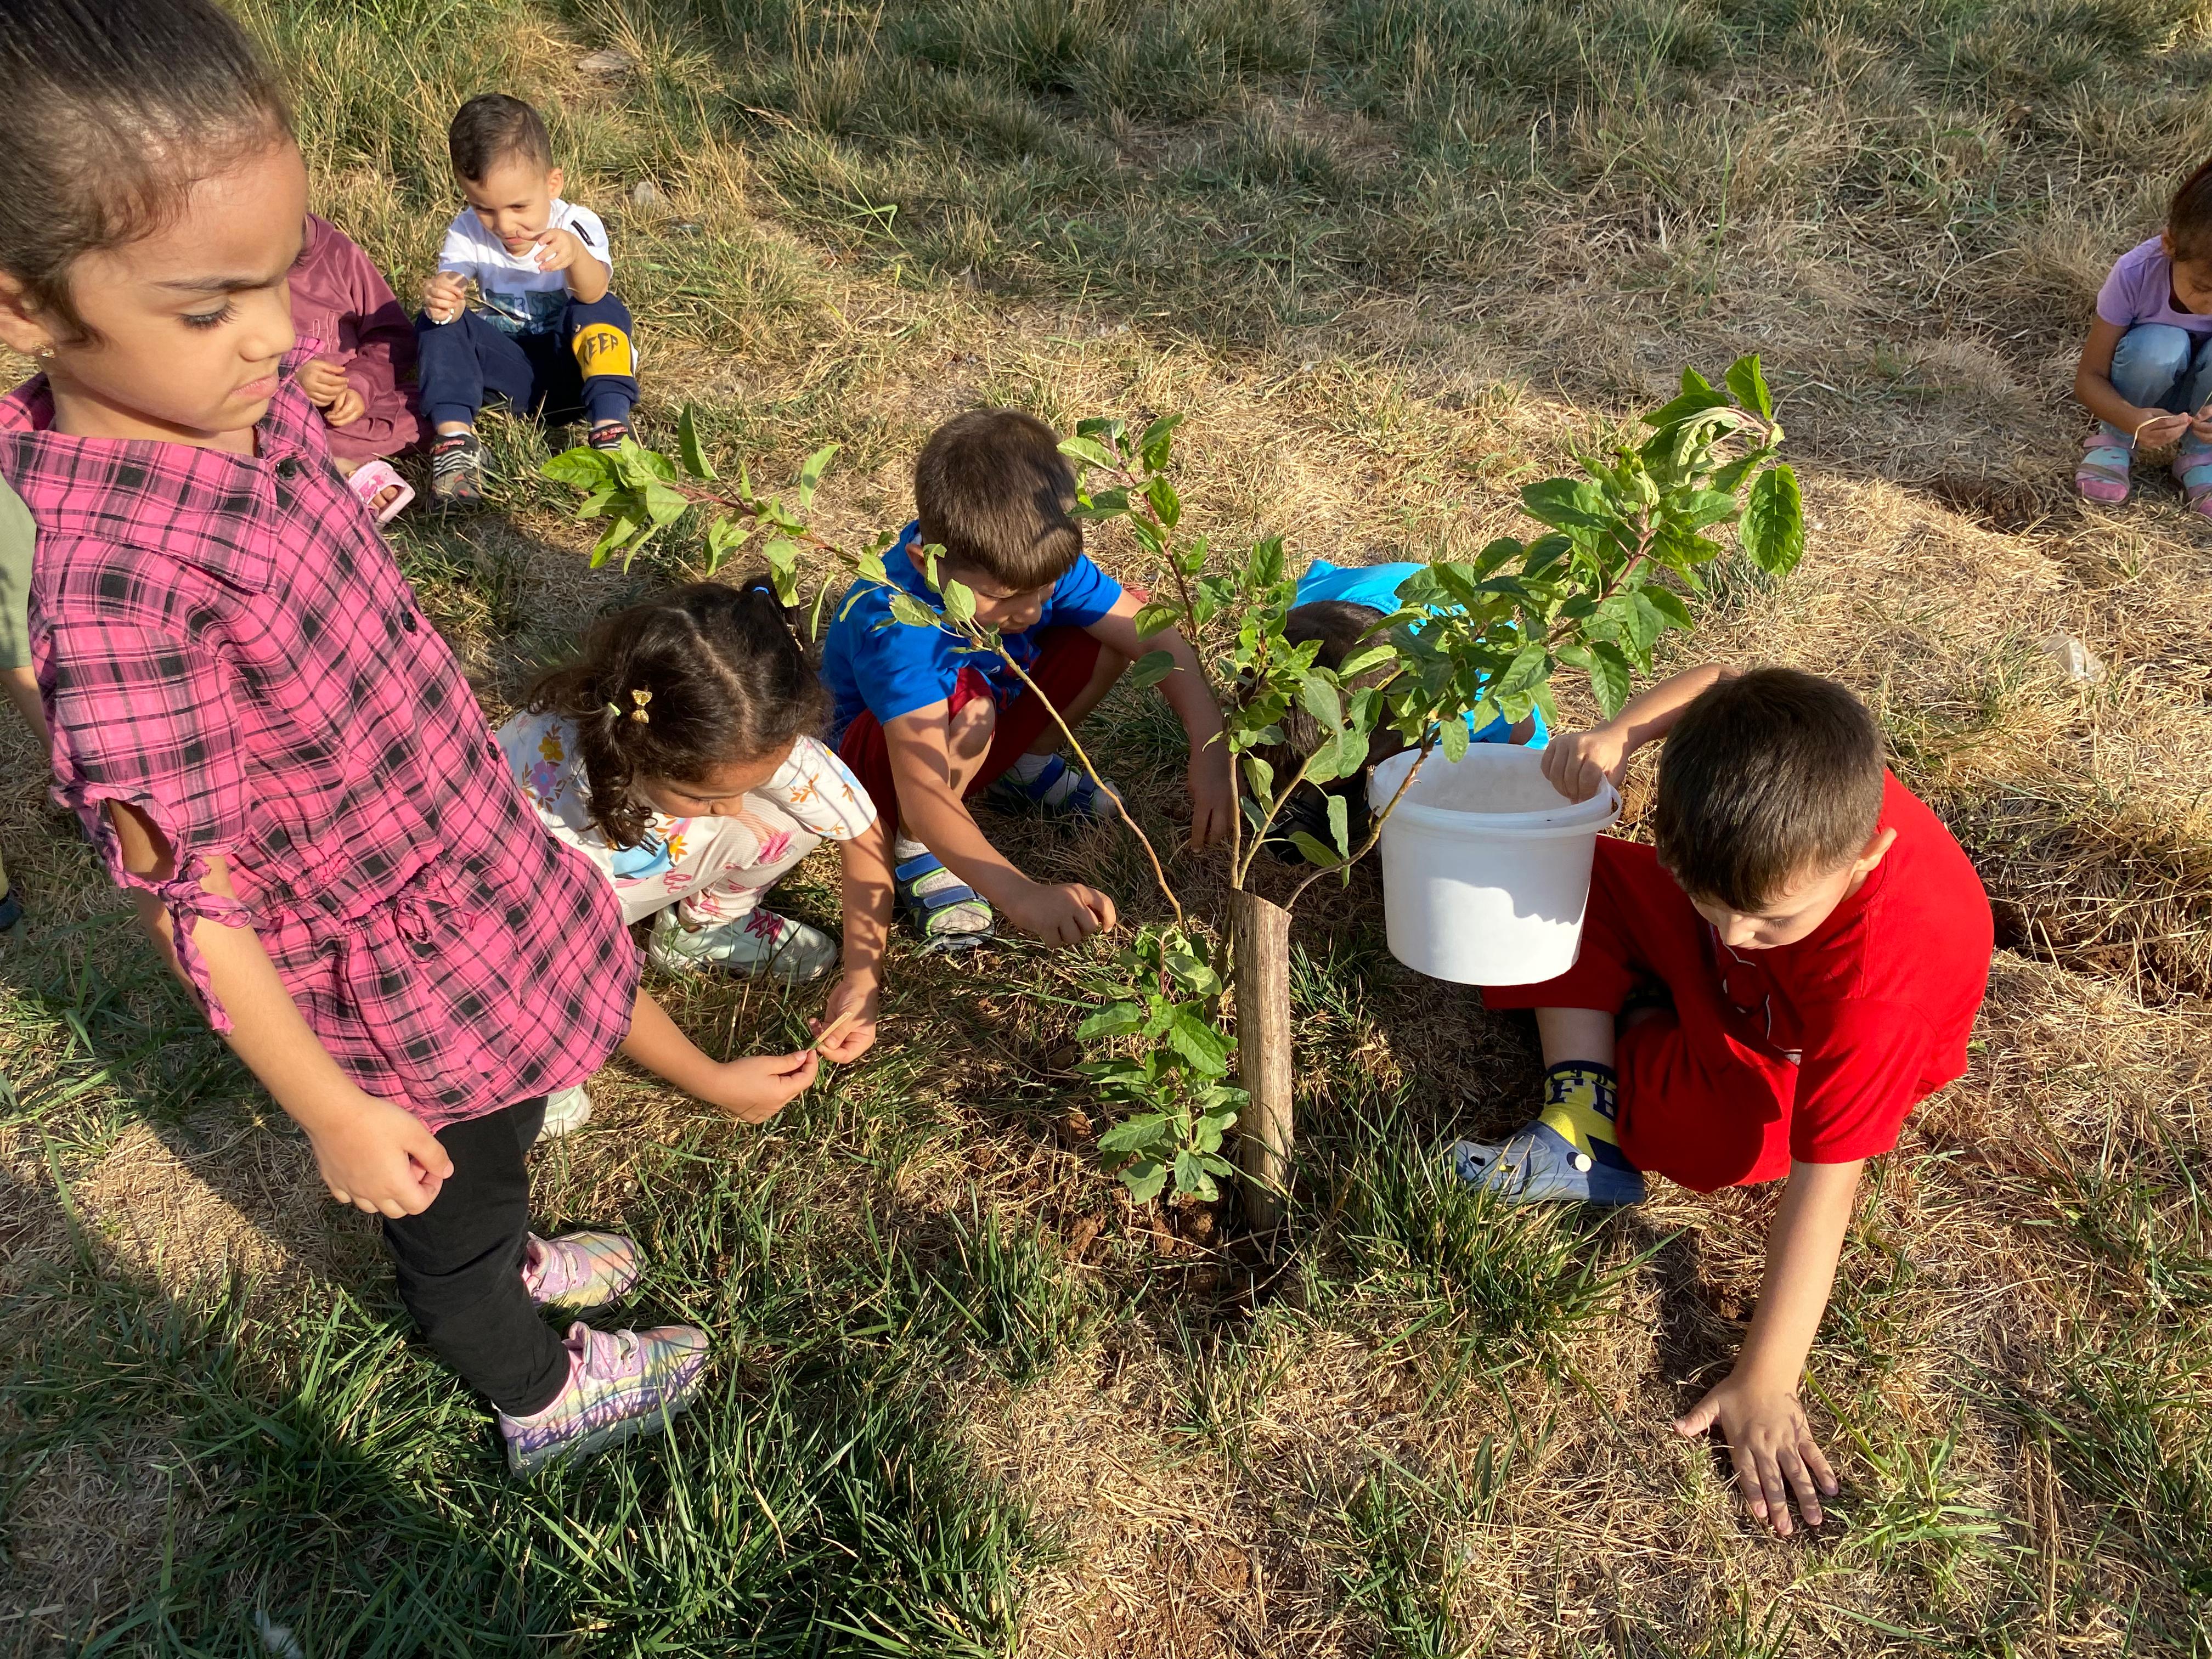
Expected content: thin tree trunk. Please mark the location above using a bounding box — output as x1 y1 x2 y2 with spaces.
1231 890 1293 1229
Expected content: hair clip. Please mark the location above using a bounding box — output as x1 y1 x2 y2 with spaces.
630 689 652 724
603 700 623 719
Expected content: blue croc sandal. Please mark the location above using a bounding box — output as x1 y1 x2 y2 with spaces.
1449 1120 1647 1207
981 754 1120 823
894 849 995 953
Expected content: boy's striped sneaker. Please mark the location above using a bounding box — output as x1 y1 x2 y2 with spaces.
522 1230 639 1315
893 848 994 952
981 753 1120 822
499 1321 708 1477
1449 1120 1646 1206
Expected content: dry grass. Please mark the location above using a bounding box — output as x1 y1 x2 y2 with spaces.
3 0 2212 1651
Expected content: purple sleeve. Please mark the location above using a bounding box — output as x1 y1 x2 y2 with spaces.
2096 241 2153 328
332 235 425 459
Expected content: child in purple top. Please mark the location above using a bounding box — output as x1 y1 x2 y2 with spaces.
0 0 822 1476
288 212 427 520
2074 157 2212 514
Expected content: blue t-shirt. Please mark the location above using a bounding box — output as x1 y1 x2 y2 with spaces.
1294 558 1546 747
823 522 1124 737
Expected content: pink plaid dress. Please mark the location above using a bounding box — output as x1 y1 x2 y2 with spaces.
0 358 638 1132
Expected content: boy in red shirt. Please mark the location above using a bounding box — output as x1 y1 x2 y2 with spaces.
1462 665 1993 1537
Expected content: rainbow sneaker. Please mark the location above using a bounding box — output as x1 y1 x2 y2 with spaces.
521 1230 639 1314
499 1321 709 1477
648 906 838 983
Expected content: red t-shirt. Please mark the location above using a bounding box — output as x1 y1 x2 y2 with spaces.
1712 774 1993 1163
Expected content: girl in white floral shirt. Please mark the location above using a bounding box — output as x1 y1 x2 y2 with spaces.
499 581 891 1131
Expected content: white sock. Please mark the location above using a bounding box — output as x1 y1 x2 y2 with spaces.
1006 751 1056 783
894 834 932 864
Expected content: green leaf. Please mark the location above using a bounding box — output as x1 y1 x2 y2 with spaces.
1166 1010 1232 1075
1058 435 1116 471
1240 753 1274 803
1144 475 1182 529
1099 1114 1170 1154
940 579 977 628
1338 644 1397 680
1641 584 1695 630
1121 1160 1169 1202
1438 714 1470 762
574 484 618 521
1288 830 1343 870
1132 599 1181 639
1138 414 1182 472
1587 640 1633 719
1128 648 1177 689
643 481 691 527
1725 354 1774 420
1327 792 1351 860
1495 638 1550 698
1741 464 1805 576
794 443 838 510
1520 477 1611 531
543 446 616 487
588 514 640 566
886 591 939 629
1172 1151 1219 1201
677 405 716 480
1077 1002 1147 1040
1299 672 1342 732
1644 366 1729 430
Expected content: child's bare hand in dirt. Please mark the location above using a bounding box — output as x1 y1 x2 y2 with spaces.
308 1089 454 1218
296 355 349 409
421 271 468 325
1005 879 1117 945
1542 725 1632 803
1674 1372 1839 1536
703 1048 820 1124
1186 738 1235 850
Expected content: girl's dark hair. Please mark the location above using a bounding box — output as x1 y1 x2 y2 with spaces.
0 0 293 339
526 579 832 850
2172 156 2212 264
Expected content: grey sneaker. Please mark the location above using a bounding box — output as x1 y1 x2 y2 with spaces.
647 907 838 983
1449 1120 1647 1206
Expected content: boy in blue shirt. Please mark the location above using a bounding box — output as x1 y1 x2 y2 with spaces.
823 409 1234 950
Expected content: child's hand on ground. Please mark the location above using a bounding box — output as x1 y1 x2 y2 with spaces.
307 1089 454 1218
1186 739 1236 850
421 272 468 325
702 1048 820 1125
1542 725 1632 803
296 355 349 409
1005 879 1118 945
811 977 880 1065
531 226 586 274
1674 1372 1839 1537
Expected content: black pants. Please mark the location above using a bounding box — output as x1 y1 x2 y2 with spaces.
382 1097 569 1417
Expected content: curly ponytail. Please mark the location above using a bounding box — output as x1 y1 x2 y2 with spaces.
526 578 832 850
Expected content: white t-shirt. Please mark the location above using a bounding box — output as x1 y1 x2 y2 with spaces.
437 200 613 335
496 712 878 889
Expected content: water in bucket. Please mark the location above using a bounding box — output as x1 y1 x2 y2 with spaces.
1370 744 1620 985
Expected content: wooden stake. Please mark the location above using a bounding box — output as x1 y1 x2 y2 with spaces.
1231 889 1294 1229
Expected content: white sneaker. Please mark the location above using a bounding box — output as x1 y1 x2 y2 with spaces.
537 1084 594 1141
647 907 838 983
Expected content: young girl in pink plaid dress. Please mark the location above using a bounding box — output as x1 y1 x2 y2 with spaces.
0 0 811 1476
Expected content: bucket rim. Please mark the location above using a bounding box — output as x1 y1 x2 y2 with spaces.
1372 746 1621 836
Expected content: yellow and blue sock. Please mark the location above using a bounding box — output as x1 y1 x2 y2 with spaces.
1536 1061 1635 1170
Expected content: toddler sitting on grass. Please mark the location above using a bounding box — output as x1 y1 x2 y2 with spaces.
291 211 426 522
820 408 1234 951
416 93 637 506
2074 156 2212 512
1460 665 1993 1537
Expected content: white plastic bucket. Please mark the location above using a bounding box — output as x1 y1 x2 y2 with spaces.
1370 744 1621 985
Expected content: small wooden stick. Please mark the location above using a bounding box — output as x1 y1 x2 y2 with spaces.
811 1003 865 1055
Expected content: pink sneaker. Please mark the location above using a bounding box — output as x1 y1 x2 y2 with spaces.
499 1321 709 1476
521 1230 640 1314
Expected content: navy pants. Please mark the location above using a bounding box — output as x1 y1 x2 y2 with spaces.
415 291 637 431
